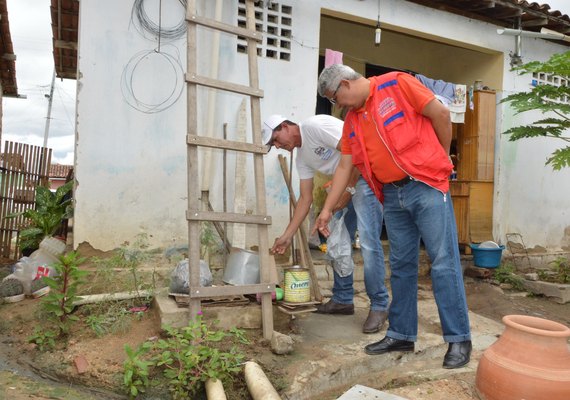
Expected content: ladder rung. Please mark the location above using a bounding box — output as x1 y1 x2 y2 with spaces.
189 283 274 299
187 135 268 154
187 210 272 225
187 14 262 42
186 73 264 98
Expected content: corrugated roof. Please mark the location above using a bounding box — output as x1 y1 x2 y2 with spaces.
49 163 73 179
0 0 18 97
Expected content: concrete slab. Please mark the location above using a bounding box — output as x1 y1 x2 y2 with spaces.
337 385 409 400
153 290 262 329
281 298 503 400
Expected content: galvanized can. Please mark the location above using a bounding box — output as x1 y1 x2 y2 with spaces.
283 266 310 303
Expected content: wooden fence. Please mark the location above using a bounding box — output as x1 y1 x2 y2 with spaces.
0 141 52 259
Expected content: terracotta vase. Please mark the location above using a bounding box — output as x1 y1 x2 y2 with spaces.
476 314 570 400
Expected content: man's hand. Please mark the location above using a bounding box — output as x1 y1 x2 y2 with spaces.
271 235 292 255
312 208 333 238
332 191 352 213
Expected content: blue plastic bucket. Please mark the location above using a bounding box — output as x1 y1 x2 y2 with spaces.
469 243 505 268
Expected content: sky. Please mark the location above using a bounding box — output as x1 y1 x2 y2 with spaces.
2 0 76 165
1 0 569 167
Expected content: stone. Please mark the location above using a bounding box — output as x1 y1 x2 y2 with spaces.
523 280 570 304
74 355 89 374
271 330 294 355
525 273 539 281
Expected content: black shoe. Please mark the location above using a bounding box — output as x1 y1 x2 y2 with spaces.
315 300 354 315
443 340 472 369
364 336 414 355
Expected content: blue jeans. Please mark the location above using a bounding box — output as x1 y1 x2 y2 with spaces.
331 177 390 311
382 180 471 343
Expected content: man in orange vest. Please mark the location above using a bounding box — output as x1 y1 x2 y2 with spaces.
313 64 471 369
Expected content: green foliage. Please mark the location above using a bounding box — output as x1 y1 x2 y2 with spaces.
502 51 570 170
493 263 525 290
538 256 570 284
41 251 88 337
7 181 73 251
123 316 247 399
200 222 222 258
83 302 135 337
0 278 24 297
27 327 57 352
86 234 155 298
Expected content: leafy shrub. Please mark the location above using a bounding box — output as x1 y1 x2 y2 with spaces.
42 251 88 337
493 263 525 290
537 257 570 284
8 181 73 252
123 315 248 399
28 327 57 352
502 51 570 170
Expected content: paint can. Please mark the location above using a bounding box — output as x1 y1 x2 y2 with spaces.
283 266 310 303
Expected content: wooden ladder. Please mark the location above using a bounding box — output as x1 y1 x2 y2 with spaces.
185 0 274 339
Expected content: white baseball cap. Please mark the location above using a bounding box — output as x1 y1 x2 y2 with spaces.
262 114 287 146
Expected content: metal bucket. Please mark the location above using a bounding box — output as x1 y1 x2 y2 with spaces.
283 266 310 303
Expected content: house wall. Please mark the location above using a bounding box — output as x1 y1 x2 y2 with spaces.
74 0 570 253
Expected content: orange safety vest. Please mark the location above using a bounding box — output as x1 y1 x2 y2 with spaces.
345 72 452 201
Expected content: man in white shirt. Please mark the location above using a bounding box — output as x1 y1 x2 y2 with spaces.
263 114 390 333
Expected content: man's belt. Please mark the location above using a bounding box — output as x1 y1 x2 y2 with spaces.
389 176 413 188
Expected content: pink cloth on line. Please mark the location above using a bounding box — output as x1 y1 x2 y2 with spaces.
325 49 343 67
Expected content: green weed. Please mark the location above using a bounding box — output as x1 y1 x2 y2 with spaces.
493 263 525 291
123 315 246 399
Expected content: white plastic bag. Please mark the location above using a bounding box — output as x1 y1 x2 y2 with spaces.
326 209 354 277
169 259 212 293
3 237 66 295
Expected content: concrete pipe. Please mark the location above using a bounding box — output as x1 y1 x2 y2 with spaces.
244 361 281 400
205 378 227 400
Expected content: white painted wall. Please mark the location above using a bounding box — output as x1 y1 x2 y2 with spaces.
74 0 570 252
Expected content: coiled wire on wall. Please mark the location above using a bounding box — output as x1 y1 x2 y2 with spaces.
131 0 187 41
122 0 186 113
120 45 185 114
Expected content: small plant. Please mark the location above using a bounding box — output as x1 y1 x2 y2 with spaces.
0 278 24 298
83 302 134 337
537 257 570 284
493 263 525 291
8 181 73 253
123 315 248 399
41 251 88 337
201 222 223 259
86 233 154 299
28 327 57 352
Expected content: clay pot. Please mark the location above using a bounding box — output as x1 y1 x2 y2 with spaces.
476 314 570 400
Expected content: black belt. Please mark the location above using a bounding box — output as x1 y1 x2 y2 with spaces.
389 176 413 187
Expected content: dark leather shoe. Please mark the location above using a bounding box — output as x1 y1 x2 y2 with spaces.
364 336 414 355
443 340 472 369
315 300 354 315
362 310 388 333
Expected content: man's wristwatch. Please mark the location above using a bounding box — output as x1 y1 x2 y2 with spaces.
345 186 356 195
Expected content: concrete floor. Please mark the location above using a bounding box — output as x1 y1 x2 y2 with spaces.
155 246 507 399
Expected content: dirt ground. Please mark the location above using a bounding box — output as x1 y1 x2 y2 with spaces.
1 253 569 399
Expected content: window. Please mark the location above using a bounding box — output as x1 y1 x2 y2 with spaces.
237 0 292 61
532 72 570 104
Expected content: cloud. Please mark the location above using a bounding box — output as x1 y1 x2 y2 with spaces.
3 0 76 163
